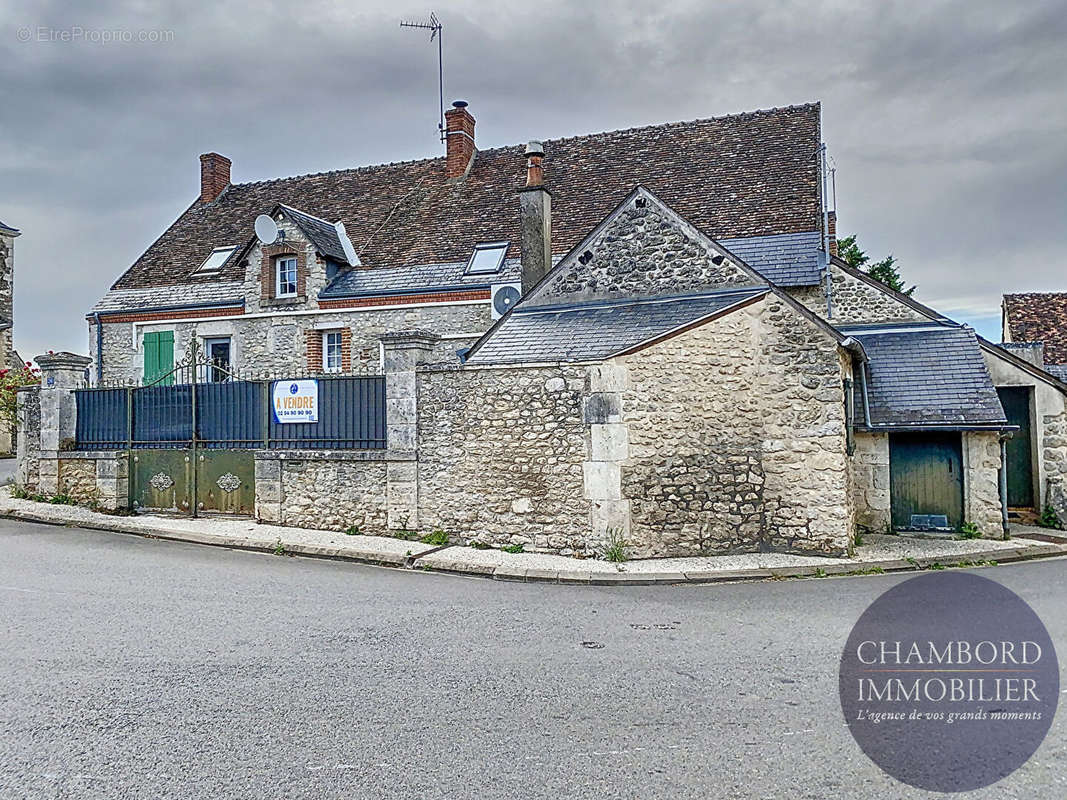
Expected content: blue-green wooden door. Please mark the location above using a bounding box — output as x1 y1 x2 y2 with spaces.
889 433 964 530
996 387 1034 508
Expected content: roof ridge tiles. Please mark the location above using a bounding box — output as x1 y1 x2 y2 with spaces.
227 102 821 189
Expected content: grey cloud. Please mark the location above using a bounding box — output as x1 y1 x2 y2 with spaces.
1 0 1065 360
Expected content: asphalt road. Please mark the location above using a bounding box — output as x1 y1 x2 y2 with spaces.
1 520 1065 800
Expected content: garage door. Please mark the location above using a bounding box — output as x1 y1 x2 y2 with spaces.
889 432 964 530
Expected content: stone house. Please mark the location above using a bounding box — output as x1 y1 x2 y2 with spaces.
45 100 1067 556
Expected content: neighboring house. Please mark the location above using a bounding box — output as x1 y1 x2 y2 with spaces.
82 100 1067 552
1002 293 1067 380
0 219 18 453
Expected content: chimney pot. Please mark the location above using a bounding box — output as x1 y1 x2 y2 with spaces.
444 100 476 179
199 152 231 203
524 140 545 188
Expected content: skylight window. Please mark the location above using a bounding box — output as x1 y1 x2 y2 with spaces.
465 241 509 275
196 245 237 274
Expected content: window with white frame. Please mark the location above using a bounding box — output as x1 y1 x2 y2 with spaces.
275 256 298 297
323 330 343 373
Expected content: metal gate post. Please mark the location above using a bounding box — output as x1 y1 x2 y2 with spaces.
190 338 199 519
126 386 134 510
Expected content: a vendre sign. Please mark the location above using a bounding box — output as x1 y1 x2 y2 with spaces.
272 380 319 424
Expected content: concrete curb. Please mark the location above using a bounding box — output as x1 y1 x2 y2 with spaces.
2 506 1064 586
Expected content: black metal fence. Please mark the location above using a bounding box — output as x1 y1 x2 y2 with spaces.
75 376 386 451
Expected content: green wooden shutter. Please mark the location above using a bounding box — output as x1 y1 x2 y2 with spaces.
143 331 175 386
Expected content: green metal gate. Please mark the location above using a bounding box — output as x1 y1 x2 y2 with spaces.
74 337 387 517
889 432 965 530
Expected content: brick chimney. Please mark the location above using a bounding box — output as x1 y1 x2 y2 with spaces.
519 141 552 294
444 100 476 179
199 152 231 203
827 210 838 257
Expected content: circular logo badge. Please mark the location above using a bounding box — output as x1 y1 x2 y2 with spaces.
840 572 1058 792
289 383 299 394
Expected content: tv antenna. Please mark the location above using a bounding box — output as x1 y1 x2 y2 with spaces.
400 12 445 144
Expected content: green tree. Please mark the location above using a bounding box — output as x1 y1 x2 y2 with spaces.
836 234 915 296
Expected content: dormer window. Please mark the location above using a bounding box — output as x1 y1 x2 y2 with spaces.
465 241 508 275
275 256 298 297
195 245 237 275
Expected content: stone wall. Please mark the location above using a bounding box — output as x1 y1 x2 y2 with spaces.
254 451 389 532
852 433 891 533
617 295 853 557
57 457 97 501
96 303 489 384
415 363 593 554
788 263 929 326
963 432 1005 536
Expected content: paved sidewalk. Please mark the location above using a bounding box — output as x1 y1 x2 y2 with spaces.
1 487 1063 584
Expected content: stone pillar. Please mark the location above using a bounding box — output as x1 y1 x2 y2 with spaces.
380 331 439 530
35 352 91 493
15 384 41 491
583 362 631 551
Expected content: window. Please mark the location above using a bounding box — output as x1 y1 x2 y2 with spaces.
323 331 343 373
276 256 298 297
204 337 232 383
195 245 237 274
465 241 509 275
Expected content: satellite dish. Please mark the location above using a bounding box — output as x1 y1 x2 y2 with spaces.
254 214 278 245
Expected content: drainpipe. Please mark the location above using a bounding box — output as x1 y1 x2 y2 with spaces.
93 312 104 386
999 433 1011 539
841 337 872 427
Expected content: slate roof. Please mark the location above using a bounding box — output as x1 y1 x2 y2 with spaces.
321 258 523 298
464 288 768 365
91 282 245 314
110 103 821 291
841 323 1008 428
719 231 822 286
277 205 351 264
1003 292 1067 365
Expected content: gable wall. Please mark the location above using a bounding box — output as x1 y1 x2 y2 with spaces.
787 263 929 325
616 294 853 557
529 195 758 307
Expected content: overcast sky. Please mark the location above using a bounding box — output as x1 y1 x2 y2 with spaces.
2 0 1066 360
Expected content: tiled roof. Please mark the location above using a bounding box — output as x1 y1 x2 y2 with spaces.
1045 364 1067 381
278 205 350 264
110 103 821 291
0 219 18 235
841 323 1007 428
1003 292 1067 364
464 288 768 365
90 282 245 314
321 258 523 298
720 231 822 286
